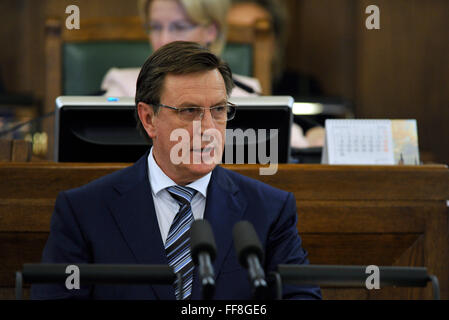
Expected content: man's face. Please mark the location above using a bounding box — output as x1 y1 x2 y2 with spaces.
144 69 227 185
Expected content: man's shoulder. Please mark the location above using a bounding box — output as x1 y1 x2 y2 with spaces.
64 158 144 199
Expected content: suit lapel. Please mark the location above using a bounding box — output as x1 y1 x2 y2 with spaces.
108 152 175 300
108 155 247 300
190 166 247 300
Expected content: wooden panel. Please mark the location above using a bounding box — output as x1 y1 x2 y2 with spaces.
322 286 432 300
370 235 427 300
284 0 357 100
43 16 62 160
355 0 449 164
61 15 272 44
0 163 125 199
423 205 449 299
0 198 436 234
296 201 434 233
0 233 48 287
0 232 426 296
0 199 53 232
0 140 12 161
62 16 146 42
302 234 422 266
1 163 448 300
282 0 449 164
1 163 448 200
0 0 21 93
0 140 32 162
225 164 449 201
0 288 30 300
11 140 32 162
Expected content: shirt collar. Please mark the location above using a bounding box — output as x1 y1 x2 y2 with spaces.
147 147 211 198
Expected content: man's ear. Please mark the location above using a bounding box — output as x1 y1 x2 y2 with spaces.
137 102 157 138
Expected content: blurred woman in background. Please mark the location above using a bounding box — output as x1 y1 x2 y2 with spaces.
101 0 261 97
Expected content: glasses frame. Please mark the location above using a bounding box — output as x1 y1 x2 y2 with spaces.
154 102 237 123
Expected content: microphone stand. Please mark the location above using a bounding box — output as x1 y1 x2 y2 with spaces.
246 254 269 300
198 253 215 300
15 263 177 300
273 264 440 300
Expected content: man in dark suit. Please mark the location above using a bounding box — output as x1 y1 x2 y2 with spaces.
31 41 321 300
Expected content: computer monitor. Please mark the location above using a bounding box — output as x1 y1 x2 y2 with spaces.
55 96 293 163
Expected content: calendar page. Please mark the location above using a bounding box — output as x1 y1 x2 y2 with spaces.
391 119 420 165
321 119 420 165
321 119 395 164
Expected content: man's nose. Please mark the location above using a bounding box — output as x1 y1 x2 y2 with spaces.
201 109 216 131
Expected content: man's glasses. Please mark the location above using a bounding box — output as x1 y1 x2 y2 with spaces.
156 102 237 123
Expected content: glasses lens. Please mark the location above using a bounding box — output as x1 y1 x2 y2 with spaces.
209 105 228 121
226 105 236 121
176 105 236 122
178 107 202 122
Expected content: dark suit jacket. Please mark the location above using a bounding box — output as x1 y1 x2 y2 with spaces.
31 152 321 300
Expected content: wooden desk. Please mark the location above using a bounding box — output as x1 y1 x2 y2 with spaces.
1 163 448 299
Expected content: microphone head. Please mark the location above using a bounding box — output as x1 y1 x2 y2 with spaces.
190 219 217 265
232 221 264 268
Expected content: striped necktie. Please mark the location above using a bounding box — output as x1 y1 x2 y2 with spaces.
165 185 197 300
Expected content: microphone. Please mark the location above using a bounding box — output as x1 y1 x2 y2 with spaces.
190 219 217 300
232 221 269 300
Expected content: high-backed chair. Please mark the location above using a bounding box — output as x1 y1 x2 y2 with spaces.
45 15 274 99
43 15 274 159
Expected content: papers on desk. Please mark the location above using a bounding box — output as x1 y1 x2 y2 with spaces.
321 119 420 165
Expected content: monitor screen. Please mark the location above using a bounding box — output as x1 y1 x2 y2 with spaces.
55 96 293 163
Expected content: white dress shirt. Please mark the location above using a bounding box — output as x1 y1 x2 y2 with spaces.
147 148 211 244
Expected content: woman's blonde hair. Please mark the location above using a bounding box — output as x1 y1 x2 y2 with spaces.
137 0 230 55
